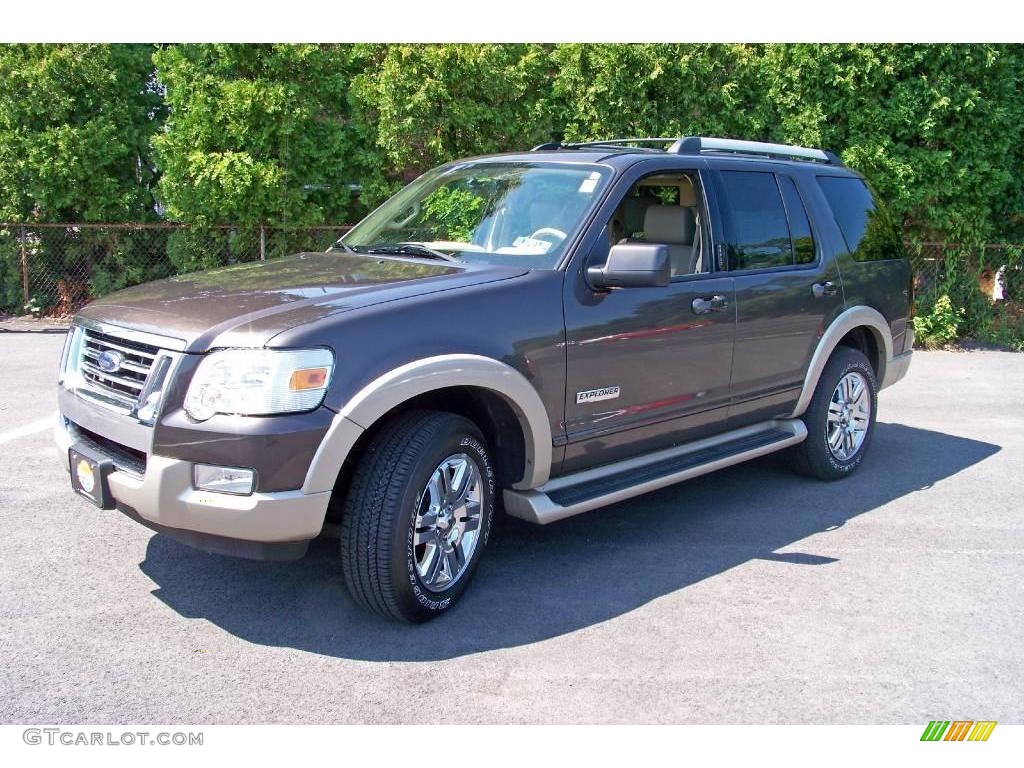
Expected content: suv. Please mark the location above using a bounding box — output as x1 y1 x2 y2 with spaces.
56 136 913 622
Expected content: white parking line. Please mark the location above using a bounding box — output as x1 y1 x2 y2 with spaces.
0 413 56 445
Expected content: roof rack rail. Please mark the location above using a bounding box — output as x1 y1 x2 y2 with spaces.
532 136 843 166
669 136 843 166
531 138 677 152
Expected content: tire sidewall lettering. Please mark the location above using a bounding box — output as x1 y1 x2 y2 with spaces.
460 435 496 545
821 360 876 474
403 431 495 612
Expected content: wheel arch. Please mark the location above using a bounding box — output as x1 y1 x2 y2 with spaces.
836 325 883 380
791 306 893 419
303 355 553 496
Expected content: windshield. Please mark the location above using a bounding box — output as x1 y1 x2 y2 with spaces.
341 161 612 268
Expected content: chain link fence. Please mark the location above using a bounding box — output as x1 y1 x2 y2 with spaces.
1 223 1021 318
0 223 351 316
905 241 1023 305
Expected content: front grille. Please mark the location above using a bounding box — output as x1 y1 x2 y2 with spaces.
78 329 159 411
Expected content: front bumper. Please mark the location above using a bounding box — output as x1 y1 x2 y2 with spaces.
56 416 332 559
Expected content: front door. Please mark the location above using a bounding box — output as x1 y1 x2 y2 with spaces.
560 161 737 475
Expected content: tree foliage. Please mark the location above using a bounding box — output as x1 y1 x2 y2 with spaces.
761 44 1024 243
0 44 163 221
152 44 376 227
351 44 554 186
547 44 1024 243
549 44 770 142
0 43 1022 245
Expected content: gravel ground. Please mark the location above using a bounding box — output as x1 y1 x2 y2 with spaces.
1 337 1021 724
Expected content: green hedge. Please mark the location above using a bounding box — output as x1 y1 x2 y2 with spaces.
3 44 1024 347
3 43 1022 243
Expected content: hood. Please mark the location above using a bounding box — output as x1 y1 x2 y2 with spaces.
77 252 527 352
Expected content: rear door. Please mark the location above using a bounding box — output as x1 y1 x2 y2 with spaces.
711 165 844 425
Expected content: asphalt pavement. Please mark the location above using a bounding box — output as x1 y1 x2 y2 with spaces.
1 332 1021 723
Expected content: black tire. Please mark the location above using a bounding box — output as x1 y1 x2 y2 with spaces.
791 346 878 481
339 410 496 623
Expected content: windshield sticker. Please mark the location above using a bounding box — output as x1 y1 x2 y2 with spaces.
510 236 554 253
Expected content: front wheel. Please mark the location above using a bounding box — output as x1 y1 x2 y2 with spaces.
791 347 878 480
339 410 496 622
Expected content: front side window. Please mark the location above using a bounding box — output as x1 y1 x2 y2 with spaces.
818 175 905 262
604 171 708 278
719 171 793 270
342 161 612 269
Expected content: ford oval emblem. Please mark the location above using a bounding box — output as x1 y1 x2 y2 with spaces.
96 349 124 373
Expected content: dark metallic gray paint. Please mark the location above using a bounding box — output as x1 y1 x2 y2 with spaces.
67 147 911 493
270 269 569 455
77 251 526 352
560 158 734 471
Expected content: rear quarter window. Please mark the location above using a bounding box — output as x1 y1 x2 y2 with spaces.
777 175 816 265
817 175 904 262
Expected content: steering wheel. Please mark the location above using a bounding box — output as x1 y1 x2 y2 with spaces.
529 227 567 246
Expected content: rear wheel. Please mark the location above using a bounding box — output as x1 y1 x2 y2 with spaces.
339 410 495 622
791 347 877 480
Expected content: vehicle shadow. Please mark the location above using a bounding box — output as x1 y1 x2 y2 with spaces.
139 422 999 661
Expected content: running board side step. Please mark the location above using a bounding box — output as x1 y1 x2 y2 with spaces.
503 419 807 525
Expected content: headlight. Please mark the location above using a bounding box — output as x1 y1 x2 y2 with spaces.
58 326 85 389
183 348 334 421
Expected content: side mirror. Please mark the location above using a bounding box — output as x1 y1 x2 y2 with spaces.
587 242 671 290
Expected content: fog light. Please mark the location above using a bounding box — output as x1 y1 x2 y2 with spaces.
193 464 255 496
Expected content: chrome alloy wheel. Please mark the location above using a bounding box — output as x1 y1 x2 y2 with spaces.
826 371 871 461
413 453 483 592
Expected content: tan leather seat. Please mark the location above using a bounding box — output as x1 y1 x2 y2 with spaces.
643 205 700 277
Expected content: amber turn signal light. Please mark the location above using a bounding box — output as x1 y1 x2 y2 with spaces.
289 367 329 391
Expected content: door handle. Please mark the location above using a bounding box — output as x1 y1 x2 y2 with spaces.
812 281 838 298
692 295 729 314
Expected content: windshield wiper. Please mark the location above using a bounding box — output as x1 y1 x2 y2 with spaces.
328 238 357 255
362 242 461 262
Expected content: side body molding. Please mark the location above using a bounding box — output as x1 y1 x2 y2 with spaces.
303 354 554 494
790 305 894 418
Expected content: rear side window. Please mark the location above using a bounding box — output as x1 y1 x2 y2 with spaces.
818 176 904 261
719 171 792 270
719 171 818 270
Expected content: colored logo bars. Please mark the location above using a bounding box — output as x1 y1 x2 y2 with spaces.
920 721 997 742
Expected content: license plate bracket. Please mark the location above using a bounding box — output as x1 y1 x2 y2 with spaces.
68 445 116 510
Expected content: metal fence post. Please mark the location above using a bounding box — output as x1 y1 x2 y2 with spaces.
260 225 266 261
19 224 28 305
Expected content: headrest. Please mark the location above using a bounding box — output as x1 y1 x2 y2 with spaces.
644 205 696 245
